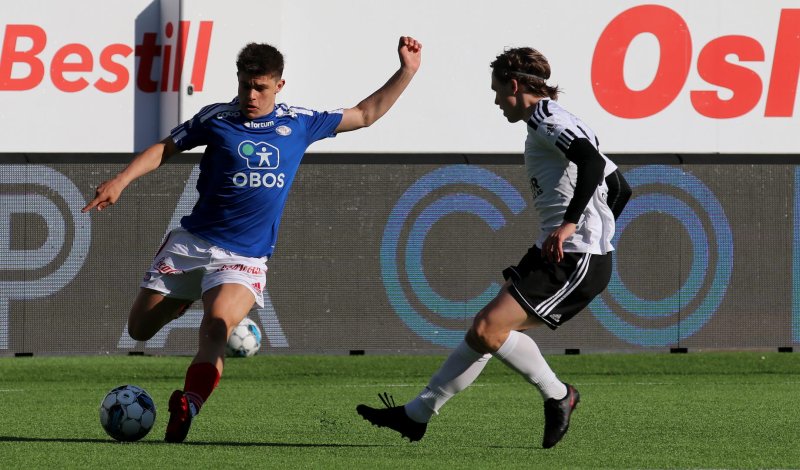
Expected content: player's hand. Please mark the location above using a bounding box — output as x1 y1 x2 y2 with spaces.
541 222 577 263
81 177 127 212
398 36 422 73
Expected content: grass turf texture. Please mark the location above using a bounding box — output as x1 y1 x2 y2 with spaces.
1 352 799 469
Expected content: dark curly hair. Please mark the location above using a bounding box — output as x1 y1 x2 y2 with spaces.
236 43 284 78
490 47 561 99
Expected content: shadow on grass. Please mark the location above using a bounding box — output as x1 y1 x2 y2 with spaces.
0 435 385 447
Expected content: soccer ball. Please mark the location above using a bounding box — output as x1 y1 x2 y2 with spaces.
226 317 262 357
99 385 156 442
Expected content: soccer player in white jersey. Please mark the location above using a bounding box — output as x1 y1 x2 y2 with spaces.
82 36 422 443
357 47 630 448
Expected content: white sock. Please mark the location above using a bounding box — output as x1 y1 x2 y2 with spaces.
493 330 567 400
404 340 491 423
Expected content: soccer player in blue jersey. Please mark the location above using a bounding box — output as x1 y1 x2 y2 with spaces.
82 36 422 443
357 46 630 448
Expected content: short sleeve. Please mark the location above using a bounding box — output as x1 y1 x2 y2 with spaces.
170 105 215 151
527 100 598 156
293 107 344 144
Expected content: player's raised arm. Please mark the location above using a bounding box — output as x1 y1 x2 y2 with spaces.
336 36 422 133
81 137 179 212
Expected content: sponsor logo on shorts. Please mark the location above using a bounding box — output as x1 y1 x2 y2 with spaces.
251 282 263 293
219 264 264 275
154 257 182 275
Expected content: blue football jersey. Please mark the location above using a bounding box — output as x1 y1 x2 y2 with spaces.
170 98 343 257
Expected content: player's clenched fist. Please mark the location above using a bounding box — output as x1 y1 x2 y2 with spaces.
398 36 422 72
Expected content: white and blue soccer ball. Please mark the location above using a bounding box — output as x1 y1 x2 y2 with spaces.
226 317 262 357
99 385 156 442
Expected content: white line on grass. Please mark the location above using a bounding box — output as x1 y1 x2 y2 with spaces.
344 382 681 388
345 381 800 388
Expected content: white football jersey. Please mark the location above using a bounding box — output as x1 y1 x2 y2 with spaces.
524 99 616 254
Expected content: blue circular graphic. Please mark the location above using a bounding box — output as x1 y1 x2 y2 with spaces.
381 166 526 347
607 194 707 316
406 194 503 318
589 166 733 346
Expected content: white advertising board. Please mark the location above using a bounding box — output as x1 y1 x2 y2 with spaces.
0 0 798 154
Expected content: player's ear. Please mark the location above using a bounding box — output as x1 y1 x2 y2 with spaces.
275 79 285 93
509 78 520 94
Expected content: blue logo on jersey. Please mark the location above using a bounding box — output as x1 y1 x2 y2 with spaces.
238 141 280 170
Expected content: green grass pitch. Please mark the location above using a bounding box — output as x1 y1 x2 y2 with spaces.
1 352 799 469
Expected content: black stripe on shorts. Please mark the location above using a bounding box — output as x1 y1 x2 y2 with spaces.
502 245 612 330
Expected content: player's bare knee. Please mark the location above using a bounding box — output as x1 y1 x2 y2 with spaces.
127 318 155 342
468 317 505 353
465 328 490 354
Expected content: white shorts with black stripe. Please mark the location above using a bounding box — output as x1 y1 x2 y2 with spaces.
503 245 612 330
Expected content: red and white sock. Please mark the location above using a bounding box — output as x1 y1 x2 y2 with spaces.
183 362 220 416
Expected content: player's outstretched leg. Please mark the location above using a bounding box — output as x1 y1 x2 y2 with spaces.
356 393 427 442
542 383 580 449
